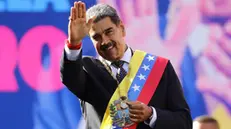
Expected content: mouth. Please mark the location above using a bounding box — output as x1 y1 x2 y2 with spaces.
104 45 116 55
99 42 118 59
100 42 115 52
101 43 117 58
107 45 114 51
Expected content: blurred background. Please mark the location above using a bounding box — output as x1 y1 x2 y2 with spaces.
0 0 230 129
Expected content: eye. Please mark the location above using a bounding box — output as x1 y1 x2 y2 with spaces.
93 34 101 41
106 30 113 35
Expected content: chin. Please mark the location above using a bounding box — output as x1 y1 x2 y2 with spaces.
102 54 116 60
107 57 118 61
108 56 121 61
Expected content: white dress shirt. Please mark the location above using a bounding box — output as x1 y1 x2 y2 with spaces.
64 44 157 128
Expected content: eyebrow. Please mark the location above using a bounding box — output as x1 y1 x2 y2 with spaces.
103 27 113 33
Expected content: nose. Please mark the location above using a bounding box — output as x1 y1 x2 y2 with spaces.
101 34 110 45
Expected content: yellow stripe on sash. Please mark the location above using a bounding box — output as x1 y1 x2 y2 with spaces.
100 50 147 129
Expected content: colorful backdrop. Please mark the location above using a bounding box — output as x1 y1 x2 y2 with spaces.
0 0 230 129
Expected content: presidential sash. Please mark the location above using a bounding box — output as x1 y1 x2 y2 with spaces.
100 50 168 129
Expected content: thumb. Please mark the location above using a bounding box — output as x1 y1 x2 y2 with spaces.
126 101 132 107
86 16 96 29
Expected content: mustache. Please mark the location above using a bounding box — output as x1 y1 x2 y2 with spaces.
100 41 115 51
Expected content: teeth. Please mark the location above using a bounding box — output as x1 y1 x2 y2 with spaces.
108 46 113 50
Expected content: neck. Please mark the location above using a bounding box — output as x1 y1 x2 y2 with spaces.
124 44 128 53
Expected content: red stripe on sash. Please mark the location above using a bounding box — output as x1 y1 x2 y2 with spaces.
137 57 168 103
124 57 168 129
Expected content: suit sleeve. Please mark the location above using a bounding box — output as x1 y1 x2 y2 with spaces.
60 49 92 101
153 61 192 129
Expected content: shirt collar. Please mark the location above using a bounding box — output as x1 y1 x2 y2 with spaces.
99 47 132 65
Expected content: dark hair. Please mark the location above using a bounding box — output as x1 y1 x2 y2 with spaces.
86 4 121 25
194 115 219 128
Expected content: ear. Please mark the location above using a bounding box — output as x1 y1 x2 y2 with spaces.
119 21 126 37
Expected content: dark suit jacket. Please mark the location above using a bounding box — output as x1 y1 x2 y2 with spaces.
60 50 192 129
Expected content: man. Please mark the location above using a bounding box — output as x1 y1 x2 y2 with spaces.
193 116 219 129
60 1 192 129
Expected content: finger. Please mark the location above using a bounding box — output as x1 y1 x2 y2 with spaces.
130 117 141 123
74 2 79 18
126 101 135 108
118 0 135 25
129 113 141 119
205 41 231 76
82 2 86 18
69 7 76 20
224 20 231 34
126 101 138 106
129 109 141 114
127 102 143 110
78 2 83 18
135 0 155 17
219 36 231 55
130 105 142 110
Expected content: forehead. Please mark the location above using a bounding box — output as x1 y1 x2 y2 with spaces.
195 122 218 129
89 17 117 36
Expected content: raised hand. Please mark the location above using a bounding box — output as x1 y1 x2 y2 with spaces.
68 1 94 45
202 23 231 77
196 23 231 103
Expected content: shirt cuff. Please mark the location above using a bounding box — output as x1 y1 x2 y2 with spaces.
149 107 157 128
64 43 82 61
144 106 157 128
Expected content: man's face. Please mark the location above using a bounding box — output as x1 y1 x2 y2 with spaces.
200 0 231 17
89 17 126 61
193 121 219 129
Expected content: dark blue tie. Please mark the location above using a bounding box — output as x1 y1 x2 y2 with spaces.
112 61 127 83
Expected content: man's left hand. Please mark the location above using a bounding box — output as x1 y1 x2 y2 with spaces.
126 101 153 123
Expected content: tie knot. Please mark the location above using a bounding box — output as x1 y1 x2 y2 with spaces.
112 60 124 68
